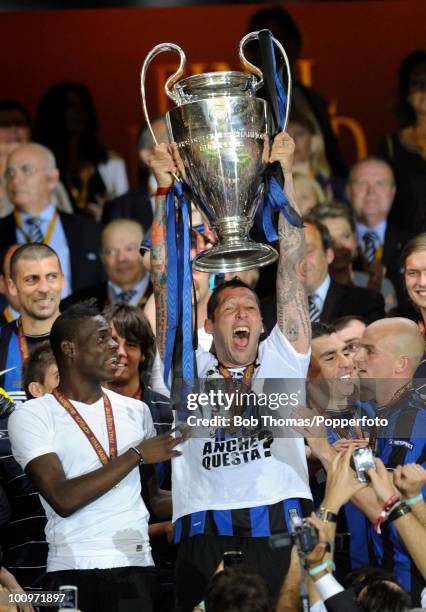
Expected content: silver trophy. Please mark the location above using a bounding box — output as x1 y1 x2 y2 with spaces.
141 32 291 273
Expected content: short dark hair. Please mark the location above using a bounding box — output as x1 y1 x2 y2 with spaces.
312 322 336 339
102 303 155 372
303 215 333 252
0 99 32 127
345 566 396 591
359 580 411 612
333 315 366 333
205 567 271 612
207 277 259 322
310 201 356 233
10 243 61 281
50 300 100 365
22 341 56 399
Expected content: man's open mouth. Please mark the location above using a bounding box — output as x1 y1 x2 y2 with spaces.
232 326 250 348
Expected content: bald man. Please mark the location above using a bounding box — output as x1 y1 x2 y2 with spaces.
0 142 103 297
62 219 151 311
356 318 424 405
355 317 426 602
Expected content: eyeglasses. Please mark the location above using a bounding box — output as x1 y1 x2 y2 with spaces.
4 164 44 178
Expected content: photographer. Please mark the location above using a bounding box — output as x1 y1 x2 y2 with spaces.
303 449 365 611
293 450 415 612
275 449 365 612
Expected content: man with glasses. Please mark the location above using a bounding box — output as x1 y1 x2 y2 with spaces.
0 142 103 297
62 218 151 311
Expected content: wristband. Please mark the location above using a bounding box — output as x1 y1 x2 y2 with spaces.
130 446 145 466
156 186 170 196
388 502 411 523
383 494 400 511
308 560 336 576
317 507 338 523
405 493 423 507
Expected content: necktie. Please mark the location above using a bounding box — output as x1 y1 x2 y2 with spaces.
363 231 379 265
116 289 137 304
308 294 321 322
26 217 43 243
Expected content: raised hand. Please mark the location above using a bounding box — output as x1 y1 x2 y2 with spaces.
366 457 398 504
393 463 426 500
323 447 367 512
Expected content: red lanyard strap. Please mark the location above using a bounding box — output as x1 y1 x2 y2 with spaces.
53 388 117 465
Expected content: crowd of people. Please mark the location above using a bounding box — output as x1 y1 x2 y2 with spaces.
0 5 425 612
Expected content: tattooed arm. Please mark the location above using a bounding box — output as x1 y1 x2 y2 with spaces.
149 144 179 359
270 132 311 354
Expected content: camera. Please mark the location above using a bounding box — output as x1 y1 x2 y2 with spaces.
223 551 243 567
270 515 319 554
58 585 78 611
352 446 376 482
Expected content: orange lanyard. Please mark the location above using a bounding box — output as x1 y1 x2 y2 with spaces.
17 317 29 361
217 360 256 409
3 307 14 323
14 209 58 245
53 388 118 465
132 385 142 400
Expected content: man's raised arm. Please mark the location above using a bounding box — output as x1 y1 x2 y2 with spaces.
149 144 180 359
272 132 311 354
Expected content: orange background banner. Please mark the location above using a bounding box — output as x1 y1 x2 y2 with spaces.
1 1 425 183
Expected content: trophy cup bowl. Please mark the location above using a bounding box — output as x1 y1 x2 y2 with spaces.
141 33 291 273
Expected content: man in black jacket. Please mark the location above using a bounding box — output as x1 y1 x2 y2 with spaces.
261 218 385 334
0 142 103 297
348 156 412 311
61 219 151 312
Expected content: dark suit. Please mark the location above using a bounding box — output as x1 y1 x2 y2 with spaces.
101 187 153 233
325 588 360 612
260 280 385 334
0 211 104 293
61 280 152 313
354 223 412 312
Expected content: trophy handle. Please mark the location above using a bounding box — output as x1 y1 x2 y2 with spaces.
239 30 292 129
140 43 187 145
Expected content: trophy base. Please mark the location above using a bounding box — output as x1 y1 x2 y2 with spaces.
192 241 278 273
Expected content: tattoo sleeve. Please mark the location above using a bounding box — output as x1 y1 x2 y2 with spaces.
276 185 311 353
151 195 168 359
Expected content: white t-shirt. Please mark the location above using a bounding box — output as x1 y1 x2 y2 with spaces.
172 324 312 522
8 388 156 572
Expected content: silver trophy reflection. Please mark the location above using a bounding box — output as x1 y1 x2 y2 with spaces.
141 31 291 273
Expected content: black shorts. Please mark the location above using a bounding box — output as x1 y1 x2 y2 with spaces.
43 566 160 612
175 533 294 612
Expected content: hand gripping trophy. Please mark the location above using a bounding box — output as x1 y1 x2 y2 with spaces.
140 30 292 273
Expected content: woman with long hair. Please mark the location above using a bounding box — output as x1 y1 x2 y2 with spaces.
379 50 426 234
35 82 128 221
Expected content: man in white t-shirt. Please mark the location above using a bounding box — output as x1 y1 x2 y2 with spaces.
8 301 182 612
149 133 317 610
